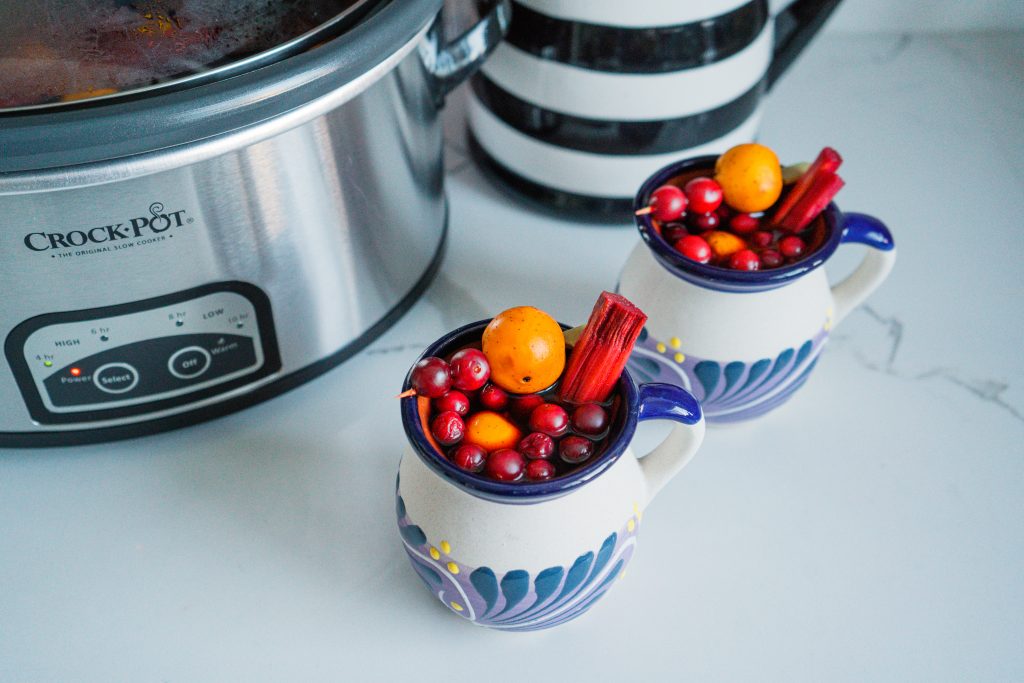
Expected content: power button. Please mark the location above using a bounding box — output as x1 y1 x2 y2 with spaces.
168 346 212 380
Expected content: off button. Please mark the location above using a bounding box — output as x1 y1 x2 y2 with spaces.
93 363 140 394
168 346 212 380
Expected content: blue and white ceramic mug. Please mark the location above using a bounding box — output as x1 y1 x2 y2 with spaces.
468 0 842 216
396 320 705 630
619 155 896 423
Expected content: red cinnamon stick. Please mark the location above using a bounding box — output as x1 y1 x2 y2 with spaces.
559 292 647 405
773 147 843 226
777 171 845 232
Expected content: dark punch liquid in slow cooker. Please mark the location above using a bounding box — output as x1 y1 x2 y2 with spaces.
0 0 363 109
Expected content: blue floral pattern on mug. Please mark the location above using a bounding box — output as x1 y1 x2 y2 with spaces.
627 321 830 422
396 489 639 631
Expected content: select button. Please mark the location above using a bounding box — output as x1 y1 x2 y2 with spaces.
168 346 212 380
93 363 140 395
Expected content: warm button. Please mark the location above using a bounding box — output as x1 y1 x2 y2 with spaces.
168 346 212 380
93 362 139 394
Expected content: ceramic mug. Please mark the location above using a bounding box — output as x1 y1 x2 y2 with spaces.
467 0 842 217
396 320 705 631
619 155 896 423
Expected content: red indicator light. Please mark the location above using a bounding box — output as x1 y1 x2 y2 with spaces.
70 367 82 377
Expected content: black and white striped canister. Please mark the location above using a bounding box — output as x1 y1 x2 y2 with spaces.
468 0 840 216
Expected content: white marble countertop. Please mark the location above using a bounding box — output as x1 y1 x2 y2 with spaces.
2 31 1022 682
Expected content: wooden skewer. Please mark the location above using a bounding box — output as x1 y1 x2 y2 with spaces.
395 389 417 399
634 206 654 216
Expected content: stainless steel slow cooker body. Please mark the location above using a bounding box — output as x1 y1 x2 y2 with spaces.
0 0 511 446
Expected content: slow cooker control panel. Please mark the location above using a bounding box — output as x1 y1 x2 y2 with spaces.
5 282 281 425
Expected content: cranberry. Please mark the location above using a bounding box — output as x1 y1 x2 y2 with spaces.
449 348 490 391
509 394 545 421
688 212 719 231
526 459 556 481
486 448 525 482
478 383 509 411
559 436 593 465
433 390 469 416
571 403 608 436
675 235 712 264
730 213 760 234
529 403 569 437
729 249 761 271
451 443 487 473
750 230 774 248
779 235 806 259
431 410 465 446
518 432 555 460
410 357 451 398
760 249 784 268
662 223 688 245
648 185 688 222
684 177 724 214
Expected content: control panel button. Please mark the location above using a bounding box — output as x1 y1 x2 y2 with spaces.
168 346 212 380
93 363 139 395
9 282 281 424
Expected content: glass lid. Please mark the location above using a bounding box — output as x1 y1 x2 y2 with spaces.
0 0 376 112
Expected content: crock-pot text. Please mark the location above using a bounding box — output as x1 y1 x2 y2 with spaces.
24 203 188 252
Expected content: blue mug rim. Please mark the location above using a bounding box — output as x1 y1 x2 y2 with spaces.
400 320 641 503
634 155 845 292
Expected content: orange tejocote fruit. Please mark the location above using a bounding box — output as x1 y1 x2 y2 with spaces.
704 231 747 260
464 411 523 452
714 143 783 213
482 306 566 394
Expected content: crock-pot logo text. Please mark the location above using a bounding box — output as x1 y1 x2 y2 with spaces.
24 202 191 253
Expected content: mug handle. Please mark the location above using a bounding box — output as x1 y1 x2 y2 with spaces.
767 0 843 89
423 0 513 105
635 383 706 505
830 212 897 326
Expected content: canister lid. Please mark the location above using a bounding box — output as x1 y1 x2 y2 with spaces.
0 0 375 111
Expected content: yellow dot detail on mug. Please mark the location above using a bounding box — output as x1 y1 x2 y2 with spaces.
674 352 685 363
447 562 460 575
440 540 451 554
628 518 636 532
669 337 681 349
450 601 464 612
656 342 666 354
429 547 440 560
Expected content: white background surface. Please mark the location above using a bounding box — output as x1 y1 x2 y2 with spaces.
777 0 1024 33
2 24 1023 683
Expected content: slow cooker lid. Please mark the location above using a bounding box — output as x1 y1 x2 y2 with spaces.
0 0 445 181
0 0 376 112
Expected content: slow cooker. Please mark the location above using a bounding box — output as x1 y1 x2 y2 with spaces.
0 0 511 446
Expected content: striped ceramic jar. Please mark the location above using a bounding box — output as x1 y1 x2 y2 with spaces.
468 0 840 216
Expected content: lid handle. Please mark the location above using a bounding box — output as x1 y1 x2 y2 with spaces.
421 0 512 104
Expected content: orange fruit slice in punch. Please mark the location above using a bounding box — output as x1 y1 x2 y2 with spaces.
704 231 747 261
464 412 523 452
